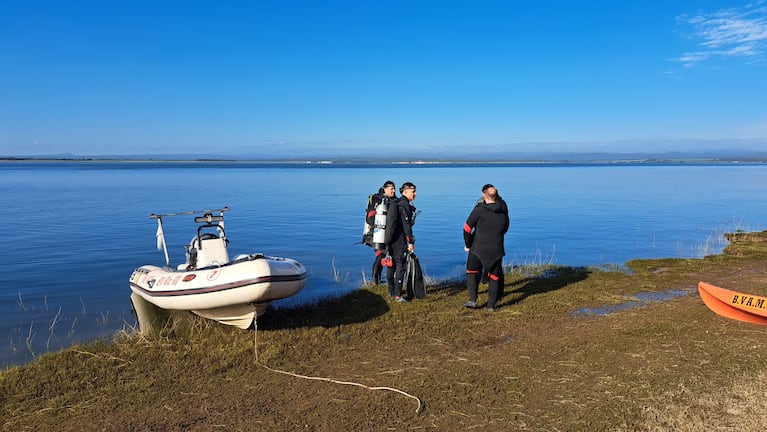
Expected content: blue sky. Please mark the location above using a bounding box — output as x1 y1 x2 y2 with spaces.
1 0 766 157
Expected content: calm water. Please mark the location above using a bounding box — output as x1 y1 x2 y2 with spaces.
2 161 766 367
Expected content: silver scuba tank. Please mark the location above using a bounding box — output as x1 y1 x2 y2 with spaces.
372 201 389 250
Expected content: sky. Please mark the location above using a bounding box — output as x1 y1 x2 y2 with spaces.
1 0 767 157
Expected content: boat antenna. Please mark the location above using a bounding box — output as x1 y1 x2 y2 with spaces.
218 207 226 237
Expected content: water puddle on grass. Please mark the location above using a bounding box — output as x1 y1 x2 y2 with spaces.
572 289 693 317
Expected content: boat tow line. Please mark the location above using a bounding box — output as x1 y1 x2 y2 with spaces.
252 319 423 413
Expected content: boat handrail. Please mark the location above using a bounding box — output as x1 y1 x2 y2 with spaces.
196 225 227 243
150 206 229 219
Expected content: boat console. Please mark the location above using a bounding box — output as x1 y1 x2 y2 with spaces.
184 212 230 269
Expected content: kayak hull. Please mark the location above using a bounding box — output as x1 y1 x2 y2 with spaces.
698 281 767 325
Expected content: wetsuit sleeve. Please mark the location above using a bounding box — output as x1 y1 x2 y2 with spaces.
463 207 480 248
502 202 510 235
400 202 415 245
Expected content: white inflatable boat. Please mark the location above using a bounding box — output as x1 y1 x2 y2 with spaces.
129 207 307 332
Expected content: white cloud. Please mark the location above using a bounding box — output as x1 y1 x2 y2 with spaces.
675 1 767 68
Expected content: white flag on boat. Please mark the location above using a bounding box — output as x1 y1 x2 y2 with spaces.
156 223 164 250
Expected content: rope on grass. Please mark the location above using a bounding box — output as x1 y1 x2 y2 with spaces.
252 317 422 413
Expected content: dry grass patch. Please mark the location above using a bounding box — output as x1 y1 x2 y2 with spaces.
4 231 767 431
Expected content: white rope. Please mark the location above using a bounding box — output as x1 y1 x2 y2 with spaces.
253 318 422 413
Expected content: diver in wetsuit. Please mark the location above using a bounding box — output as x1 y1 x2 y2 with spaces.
384 182 417 301
365 181 397 284
462 184 509 311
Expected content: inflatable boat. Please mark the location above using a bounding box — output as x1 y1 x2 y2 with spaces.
129 207 307 332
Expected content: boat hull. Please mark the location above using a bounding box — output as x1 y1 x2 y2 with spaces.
191 303 267 329
129 254 307 311
698 281 767 325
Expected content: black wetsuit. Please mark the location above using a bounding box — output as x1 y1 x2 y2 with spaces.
463 198 509 309
384 197 417 298
372 250 384 285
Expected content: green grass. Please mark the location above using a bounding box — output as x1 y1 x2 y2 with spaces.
4 231 767 431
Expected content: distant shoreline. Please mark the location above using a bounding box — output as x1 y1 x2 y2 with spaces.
3 157 767 165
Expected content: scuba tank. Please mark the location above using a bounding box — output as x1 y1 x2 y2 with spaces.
371 199 389 250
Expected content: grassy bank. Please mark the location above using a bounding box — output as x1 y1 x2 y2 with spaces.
3 231 767 431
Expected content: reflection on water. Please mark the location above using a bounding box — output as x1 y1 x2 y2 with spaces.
572 289 692 317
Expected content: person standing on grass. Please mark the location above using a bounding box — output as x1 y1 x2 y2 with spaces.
384 182 417 302
462 184 509 311
365 180 397 285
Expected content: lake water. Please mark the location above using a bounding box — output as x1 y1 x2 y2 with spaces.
2 161 766 367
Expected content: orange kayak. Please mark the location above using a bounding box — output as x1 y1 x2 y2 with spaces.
698 281 767 325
